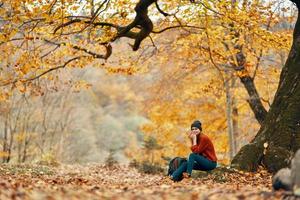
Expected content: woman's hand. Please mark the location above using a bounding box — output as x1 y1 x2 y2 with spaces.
186 131 195 139
191 133 197 145
186 130 198 145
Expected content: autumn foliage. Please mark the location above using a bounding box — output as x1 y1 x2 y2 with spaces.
0 0 299 198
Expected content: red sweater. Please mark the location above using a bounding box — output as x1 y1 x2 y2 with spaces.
191 134 217 162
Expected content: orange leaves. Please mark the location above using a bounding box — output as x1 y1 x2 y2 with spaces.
0 90 11 101
15 81 27 93
71 80 92 92
105 66 138 75
0 151 10 158
235 69 250 78
0 164 283 199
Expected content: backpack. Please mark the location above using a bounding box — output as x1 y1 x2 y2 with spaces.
167 157 187 177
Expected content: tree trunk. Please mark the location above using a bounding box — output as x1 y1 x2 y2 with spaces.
225 70 236 160
232 79 239 154
231 2 300 173
2 116 8 163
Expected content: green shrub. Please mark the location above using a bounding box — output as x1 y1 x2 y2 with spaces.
105 150 118 167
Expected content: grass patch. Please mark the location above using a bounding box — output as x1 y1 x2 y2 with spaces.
0 164 55 175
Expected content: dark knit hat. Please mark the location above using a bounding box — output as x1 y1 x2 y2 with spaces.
191 120 202 131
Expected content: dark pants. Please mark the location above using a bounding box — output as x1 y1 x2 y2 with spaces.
171 153 217 181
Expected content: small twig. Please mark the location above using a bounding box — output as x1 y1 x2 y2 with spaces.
48 0 58 14
260 97 271 107
27 56 84 82
148 35 157 49
0 56 84 87
40 46 60 59
152 25 204 34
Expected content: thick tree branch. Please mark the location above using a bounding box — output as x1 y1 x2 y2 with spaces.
52 0 203 55
54 0 157 52
155 2 170 16
113 0 156 51
240 75 268 125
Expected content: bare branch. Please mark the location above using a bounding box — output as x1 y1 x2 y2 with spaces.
92 0 110 19
40 46 60 59
148 35 157 49
48 0 58 14
27 56 84 82
0 57 84 87
192 0 222 16
152 25 204 34
204 17 224 82
53 19 82 34
42 38 112 59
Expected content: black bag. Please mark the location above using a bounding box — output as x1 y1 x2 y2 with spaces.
167 157 187 178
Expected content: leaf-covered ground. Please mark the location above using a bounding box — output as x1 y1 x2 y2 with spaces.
0 164 284 200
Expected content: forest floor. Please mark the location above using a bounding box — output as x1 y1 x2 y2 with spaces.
0 164 286 200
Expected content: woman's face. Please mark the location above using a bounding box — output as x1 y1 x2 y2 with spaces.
191 127 200 135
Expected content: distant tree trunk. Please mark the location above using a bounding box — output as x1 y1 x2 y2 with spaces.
6 128 13 163
225 70 236 160
2 116 8 163
232 80 239 154
22 132 31 163
232 1 300 172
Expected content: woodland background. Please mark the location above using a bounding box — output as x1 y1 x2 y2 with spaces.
0 0 297 171
1 0 300 199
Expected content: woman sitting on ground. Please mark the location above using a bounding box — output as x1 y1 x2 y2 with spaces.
170 120 218 181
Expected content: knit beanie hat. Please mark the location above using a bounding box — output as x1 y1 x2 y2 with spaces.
191 120 202 131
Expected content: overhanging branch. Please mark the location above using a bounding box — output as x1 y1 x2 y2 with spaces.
27 56 84 82
0 56 85 87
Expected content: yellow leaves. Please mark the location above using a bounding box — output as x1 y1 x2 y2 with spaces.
105 66 139 75
0 28 18 42
140 123 155 134
70 5 80 11
15 81 27 93
19 63 31 75
16 132 27 142
0 0 294 170
0 151 9 158
0 90 11 101
0 34 6 43
15 53 40 76
72 80 92 92
235 69 249 78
